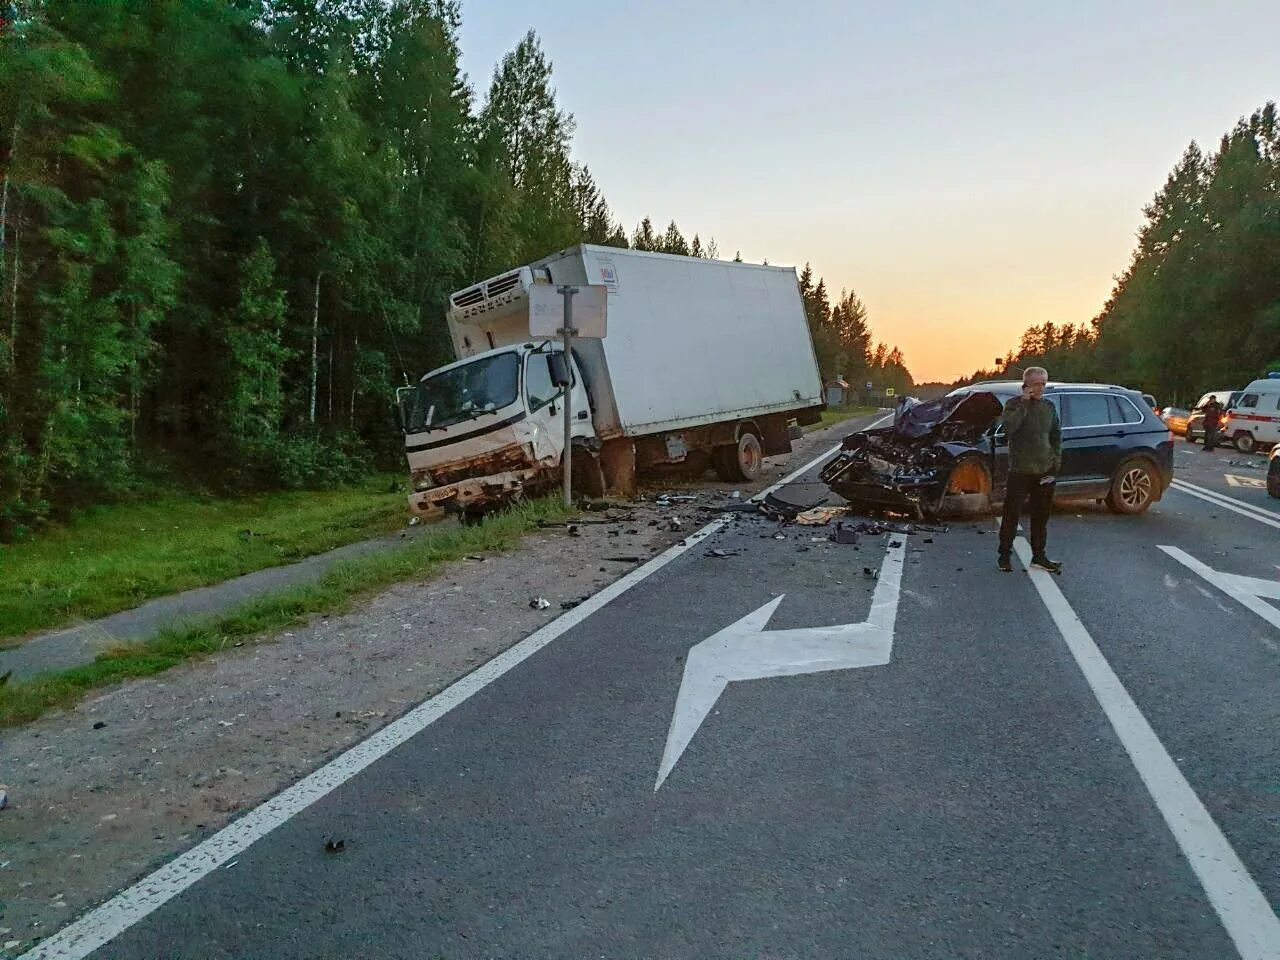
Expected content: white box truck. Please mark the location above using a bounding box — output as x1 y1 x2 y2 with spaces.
398 244 824 519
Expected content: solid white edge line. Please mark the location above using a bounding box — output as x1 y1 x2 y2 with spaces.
1157 546 1280 652
1170 479 1280 530
1013 536 1280 960
21 419 874 960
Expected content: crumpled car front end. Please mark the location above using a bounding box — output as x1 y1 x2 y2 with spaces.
820 392 1004 518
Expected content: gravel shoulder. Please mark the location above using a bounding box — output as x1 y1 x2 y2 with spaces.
0 419 871 953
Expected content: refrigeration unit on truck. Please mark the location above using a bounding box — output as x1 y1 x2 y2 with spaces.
397 244 825 519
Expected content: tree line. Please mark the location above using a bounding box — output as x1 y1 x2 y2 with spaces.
956 102 1280 403
798 265 914 398
0 0 909 540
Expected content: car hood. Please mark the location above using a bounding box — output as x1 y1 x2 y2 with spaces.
849 391 1003 449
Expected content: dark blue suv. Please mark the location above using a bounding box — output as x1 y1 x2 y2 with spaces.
951 381 1175 514
822 381 1175 517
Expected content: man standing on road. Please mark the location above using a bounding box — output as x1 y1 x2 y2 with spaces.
1201 396 1223 452
997 367 1063 574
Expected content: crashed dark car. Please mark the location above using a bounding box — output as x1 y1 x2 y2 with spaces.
821 382 1175 518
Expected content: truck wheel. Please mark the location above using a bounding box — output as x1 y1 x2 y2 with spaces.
714 430 763 482
1234 431 1256 454
1106 458 1156 515
1268 467 1280 499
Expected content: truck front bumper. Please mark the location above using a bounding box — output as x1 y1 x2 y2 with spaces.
408 467 545 520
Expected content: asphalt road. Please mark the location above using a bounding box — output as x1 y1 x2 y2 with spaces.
32 424 1280 960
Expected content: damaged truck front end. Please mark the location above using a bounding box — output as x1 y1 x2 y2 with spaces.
820 392 1004 518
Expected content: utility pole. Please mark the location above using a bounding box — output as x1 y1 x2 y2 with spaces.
558 285 578 508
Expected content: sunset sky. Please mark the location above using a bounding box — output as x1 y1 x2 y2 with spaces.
459 1 1279 382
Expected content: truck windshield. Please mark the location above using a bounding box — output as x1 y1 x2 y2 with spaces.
406 352 520 433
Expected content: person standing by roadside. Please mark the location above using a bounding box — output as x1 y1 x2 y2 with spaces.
997 367 1063 574
1201 396 1224 452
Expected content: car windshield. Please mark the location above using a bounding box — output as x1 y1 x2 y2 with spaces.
406 352 520 433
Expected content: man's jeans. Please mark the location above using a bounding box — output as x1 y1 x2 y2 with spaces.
998 472 1053 560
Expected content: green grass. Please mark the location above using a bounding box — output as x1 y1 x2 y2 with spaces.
0 476 409 644
809 406 876 431
0 498 572 727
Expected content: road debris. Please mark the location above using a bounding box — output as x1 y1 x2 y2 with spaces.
604 556 642 563
759 492 828 522
92 721 106 730
529 597 551 611
705 548 741 559
0 786 9 811
832 522 860 545
560 597 589 610
795 506 849 525
324 838 346 854
668 517 684 532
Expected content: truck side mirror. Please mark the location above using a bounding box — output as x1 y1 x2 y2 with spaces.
547 352 571 388
394 385 414 433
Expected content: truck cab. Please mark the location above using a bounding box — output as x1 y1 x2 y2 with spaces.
400 343 592 519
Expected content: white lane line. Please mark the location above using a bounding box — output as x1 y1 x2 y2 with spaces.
1013 536 1280 960
21 422 869 960
1158 546 1280 652
1170 479 1280 530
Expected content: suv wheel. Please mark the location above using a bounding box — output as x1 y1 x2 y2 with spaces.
1234 431 1257 454
1106 458 1156 515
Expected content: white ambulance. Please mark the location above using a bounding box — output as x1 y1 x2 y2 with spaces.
1221 373 1280 453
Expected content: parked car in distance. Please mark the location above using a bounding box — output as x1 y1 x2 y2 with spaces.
821 381 1174 518
1186 390 1242 443
1162 406 1191 436
1142 393 1158 413
1269 444 1280 498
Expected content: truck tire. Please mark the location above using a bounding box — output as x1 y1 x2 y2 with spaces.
714 430 763 482
1269 465 1280 499
1106 458 1157 515
1234 430 1256 454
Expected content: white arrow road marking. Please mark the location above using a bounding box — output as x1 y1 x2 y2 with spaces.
1159 546 1280 651
655 538 907 791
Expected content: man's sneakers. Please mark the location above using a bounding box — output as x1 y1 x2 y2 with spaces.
1030 555 1063 574
997 555 1063 574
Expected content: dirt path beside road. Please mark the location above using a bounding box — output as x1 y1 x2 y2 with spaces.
0 418 874 955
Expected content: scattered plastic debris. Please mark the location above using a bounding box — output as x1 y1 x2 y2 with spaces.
529 597 551 611
560 597 589 610
0 786 9 811
408 516 421 526
324 838 346 854
604 556 642 563
705 548 740 559
668 517 684 532
795 506 849 525
92 721 106 730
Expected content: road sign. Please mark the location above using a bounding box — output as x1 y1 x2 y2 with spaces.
885 387 896 397
655 539 906 790
529 283 608 338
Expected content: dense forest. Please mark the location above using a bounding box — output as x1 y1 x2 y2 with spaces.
957 103 1280 402
0 0 907 540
